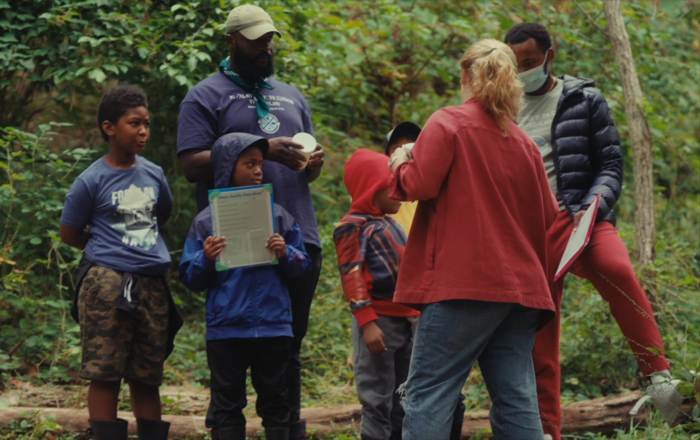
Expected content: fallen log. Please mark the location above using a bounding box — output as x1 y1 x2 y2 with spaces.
0 390 694 438
459 392 649 437
559 390 649 436
460 390 696 438
0 405 362 438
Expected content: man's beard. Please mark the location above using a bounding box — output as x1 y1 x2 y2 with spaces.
234 49 275 81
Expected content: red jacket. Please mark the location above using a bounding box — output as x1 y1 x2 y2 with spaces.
336 149 420 327
390 100 558 325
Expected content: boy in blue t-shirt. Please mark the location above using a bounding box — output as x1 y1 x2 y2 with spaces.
60 85 178 440
179 133 311 440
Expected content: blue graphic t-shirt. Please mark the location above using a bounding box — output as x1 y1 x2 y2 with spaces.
61 157 172 276
177 72 320 247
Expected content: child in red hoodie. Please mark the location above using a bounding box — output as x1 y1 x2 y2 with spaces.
334 149 420 440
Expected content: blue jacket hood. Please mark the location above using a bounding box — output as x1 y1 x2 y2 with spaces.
211 133 270 189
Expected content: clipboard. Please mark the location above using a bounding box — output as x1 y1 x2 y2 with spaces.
553 195 601 281
208 184 277 271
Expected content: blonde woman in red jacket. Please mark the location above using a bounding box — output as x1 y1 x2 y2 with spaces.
389 39 559 440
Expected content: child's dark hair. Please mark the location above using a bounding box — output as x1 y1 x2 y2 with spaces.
504 23 552 53
97 85 148 142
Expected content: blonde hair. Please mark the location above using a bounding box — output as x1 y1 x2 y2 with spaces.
460 39 523 136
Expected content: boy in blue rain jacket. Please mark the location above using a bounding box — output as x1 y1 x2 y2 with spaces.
180 133 311 440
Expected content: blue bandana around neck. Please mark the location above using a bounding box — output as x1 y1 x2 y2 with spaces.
219 57 274 120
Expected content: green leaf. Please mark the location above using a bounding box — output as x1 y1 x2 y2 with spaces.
187 56 197 71
137 47 150 59
0 33 17 43
103 64 119 74
346 50 364 65
19 59 35 70
29 237 41 245
0 359 20 370
195 51 211 62
325 15 342 26
74 66 91 76
88 68 106 83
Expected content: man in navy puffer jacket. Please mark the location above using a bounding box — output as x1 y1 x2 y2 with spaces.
180 133 311 440
506 23 677 440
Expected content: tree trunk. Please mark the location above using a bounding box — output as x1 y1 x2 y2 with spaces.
603 0 657 272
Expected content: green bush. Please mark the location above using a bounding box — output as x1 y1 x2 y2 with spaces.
0 124 96 383
1 1 699 439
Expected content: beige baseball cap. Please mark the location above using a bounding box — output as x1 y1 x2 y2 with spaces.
226 5 281 40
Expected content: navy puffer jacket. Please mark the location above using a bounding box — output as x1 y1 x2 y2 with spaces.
552 75 623 225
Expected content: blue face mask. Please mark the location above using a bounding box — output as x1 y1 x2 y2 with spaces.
519 49 551 93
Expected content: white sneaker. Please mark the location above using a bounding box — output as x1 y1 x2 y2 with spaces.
543 435 553 440
646 379 683 425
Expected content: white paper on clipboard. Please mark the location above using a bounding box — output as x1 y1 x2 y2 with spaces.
208 184 277 271
554 195 601 281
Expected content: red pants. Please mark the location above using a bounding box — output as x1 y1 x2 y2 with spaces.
534 211 670 439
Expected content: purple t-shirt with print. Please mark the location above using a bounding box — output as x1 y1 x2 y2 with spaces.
177 72 320 248
61 157 173 276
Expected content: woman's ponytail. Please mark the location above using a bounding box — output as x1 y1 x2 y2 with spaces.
460 39 523 136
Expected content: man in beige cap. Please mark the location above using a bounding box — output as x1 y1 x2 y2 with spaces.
226 4 280 39
177 4 325 440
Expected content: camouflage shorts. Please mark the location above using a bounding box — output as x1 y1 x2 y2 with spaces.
78 266 169 386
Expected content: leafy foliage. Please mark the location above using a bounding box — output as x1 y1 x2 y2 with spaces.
1 0 699 438
0 124 95 384
0 413 81 440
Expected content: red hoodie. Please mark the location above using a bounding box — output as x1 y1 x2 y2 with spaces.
334 149 420 327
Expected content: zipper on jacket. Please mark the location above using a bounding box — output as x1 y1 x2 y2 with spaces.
211 290 219 323
254 272 260 338
550 75 584 219
551 76 575 219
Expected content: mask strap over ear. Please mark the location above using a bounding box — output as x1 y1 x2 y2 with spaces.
543 46 552 75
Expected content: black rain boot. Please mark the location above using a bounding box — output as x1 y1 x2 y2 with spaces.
288 419 306 440
136 418 170 440
265 427 290 440
87 419 128 440
211 426 247 440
